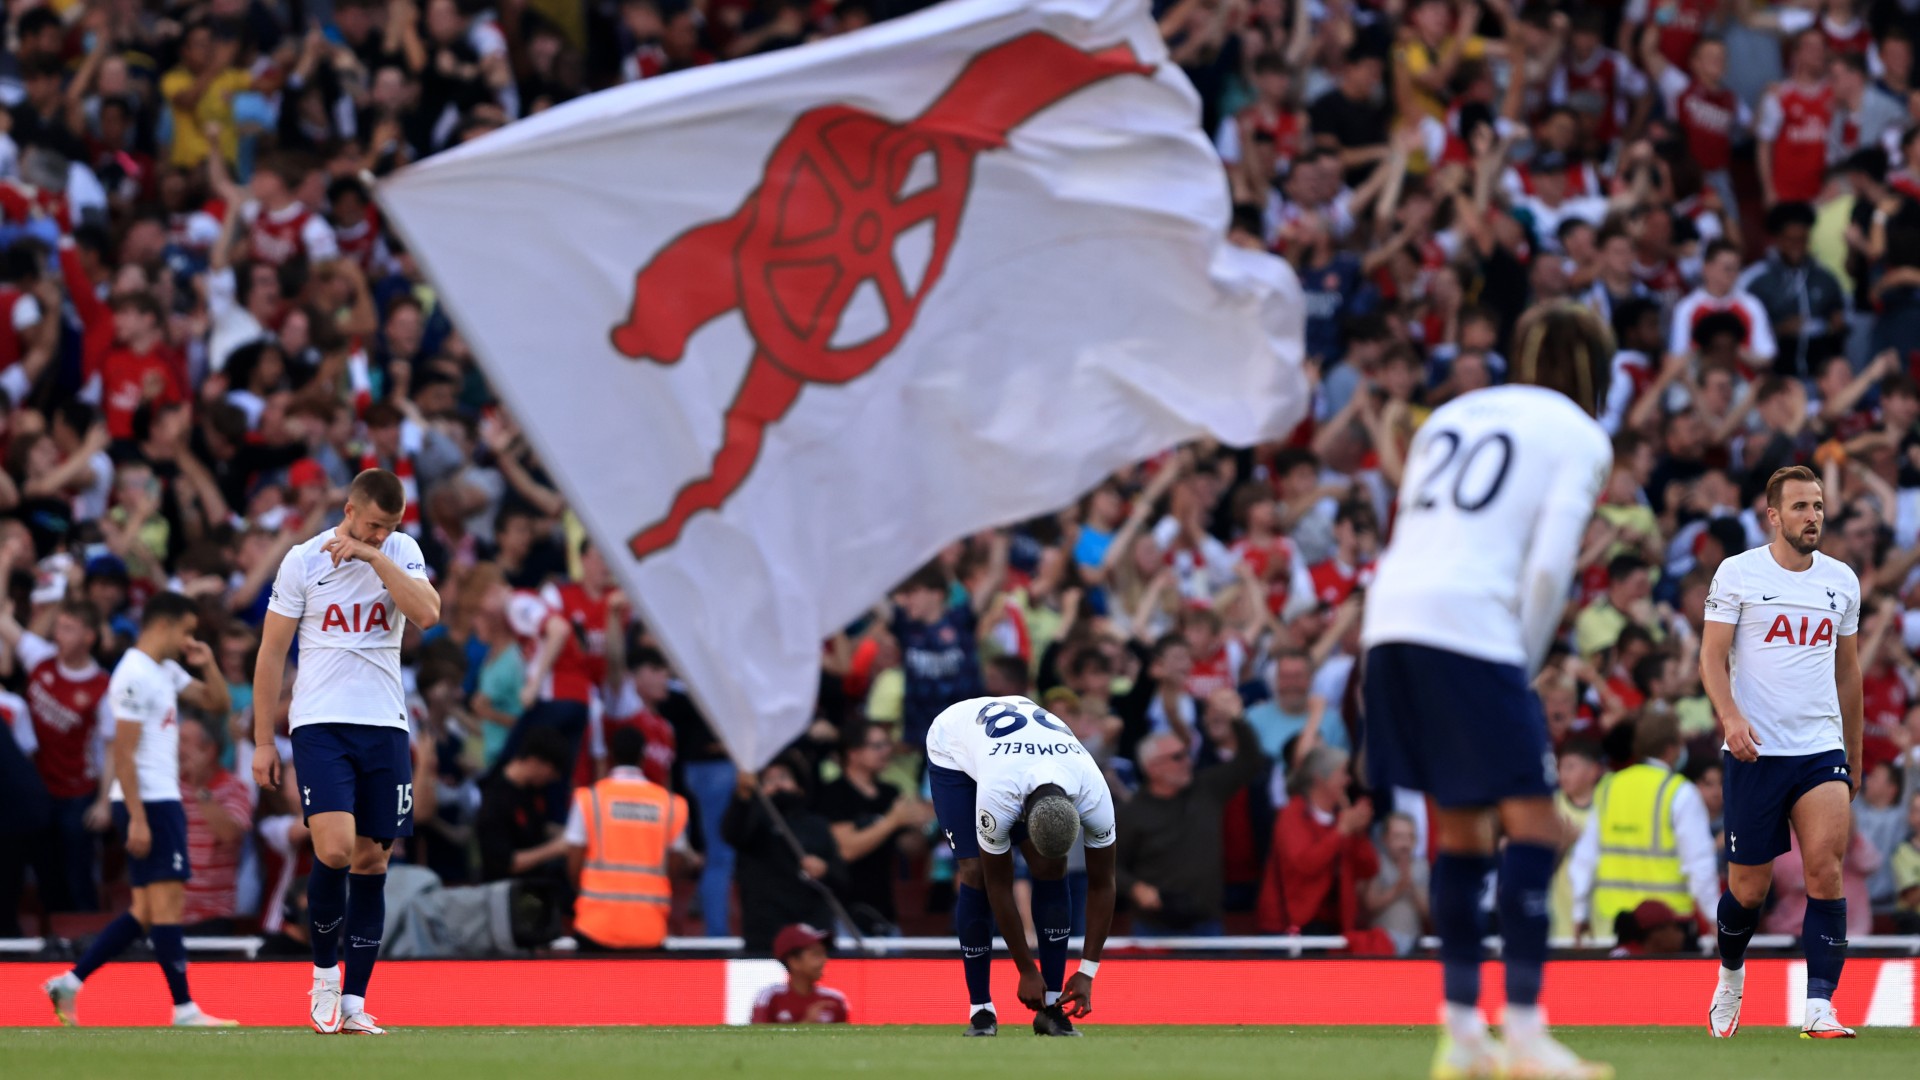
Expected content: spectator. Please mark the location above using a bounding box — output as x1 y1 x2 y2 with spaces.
1245 648 1346 765
880 540 1004 752
1569 711 1718 942
160 24 251 169
1609 899 1692 956
565 726 692 950
1895 792 1920 932
1826 52 1904 166
1668 240 1778 372
1365 812 1430 955
1756 30 1832 208
818 720 930 936
0 598 110 912
474 728 571 885
1854 761 1909 912
1550 741 1604 941
587 641 678 788
178 717 252 931
723 756 844 954
749 924 849 1024
1118 719 1266 936
0 690 50 937
1575 554 1664 657
1740 203 1846 378
1258 745 1377 940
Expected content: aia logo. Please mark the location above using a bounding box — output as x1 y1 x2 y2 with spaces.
1763 614 1834 648
321 602 393 634
607 33 1152 560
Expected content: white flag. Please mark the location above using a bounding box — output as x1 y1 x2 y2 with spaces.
378 0 1307 768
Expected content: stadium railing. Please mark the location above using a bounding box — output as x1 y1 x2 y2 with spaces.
9 934 1920 957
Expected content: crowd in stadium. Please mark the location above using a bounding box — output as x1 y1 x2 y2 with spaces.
3 0 1920 957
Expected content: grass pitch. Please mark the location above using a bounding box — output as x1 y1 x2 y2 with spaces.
3 1024 1917 1079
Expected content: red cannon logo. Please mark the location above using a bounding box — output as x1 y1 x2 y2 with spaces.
609 32 1151 560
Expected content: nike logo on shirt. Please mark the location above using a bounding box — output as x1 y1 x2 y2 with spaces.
1761 594 1779 601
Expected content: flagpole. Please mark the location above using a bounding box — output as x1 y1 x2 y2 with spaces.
750 782 873 951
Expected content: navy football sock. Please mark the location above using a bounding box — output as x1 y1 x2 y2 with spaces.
148 924 192 1006
1716 891 1761 972
343 873 386 999
309 861 348 970
1433 853 1494 1008
1031 877 1070 996
955 883 995 1008
72 912 145 982
1497 843 1555 1008
1803 897 1848 1001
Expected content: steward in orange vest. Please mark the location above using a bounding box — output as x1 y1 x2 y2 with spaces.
565 728 693 949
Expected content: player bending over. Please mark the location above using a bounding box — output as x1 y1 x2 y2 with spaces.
253 469 439 1034
44 593 235 1027
1362 302 1615 1080
1702 465 1861 1039
927 694 1116 1036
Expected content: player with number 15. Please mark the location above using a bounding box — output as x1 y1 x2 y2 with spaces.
251 469 440 1034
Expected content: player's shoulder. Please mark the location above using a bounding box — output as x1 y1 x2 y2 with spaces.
109 645 154 679
283 529 336 565
816 985 849 1002
382 530 428 570
1714 545 1770 577
752 983 782 1008
1810 551 1863 591
1431 386 1609 452
932 695 1019 726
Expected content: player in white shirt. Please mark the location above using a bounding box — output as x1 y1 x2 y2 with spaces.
1701 466 1863 1039
1360 302 1615 1080
925 694 1117 1038
251 469 440 1035
43 593 235 1028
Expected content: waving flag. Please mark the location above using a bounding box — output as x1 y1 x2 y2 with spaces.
378 0 1307 768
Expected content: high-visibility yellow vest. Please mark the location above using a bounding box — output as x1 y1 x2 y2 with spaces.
1591 764 1692 931
572 774 686 949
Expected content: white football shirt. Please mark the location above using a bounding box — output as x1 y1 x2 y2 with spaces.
268 529 432 731
1363 385 1614 672
106 647 194 804
1703 546 1860 757
925 695 1117 856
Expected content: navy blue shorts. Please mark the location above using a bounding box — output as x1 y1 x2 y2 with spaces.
113 800 189 886
929 763 1027 861
292 724 415 838
1721 748 1851 866
1363 642 1557 809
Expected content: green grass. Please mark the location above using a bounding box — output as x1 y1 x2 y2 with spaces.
4 1025 1918 1079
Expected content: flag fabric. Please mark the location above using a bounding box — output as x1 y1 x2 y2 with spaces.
377 0 1308 769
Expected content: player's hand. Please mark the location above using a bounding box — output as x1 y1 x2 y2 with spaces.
799 854 828 880
1059 972 1094 1018
83 799 112 832
180 637 214 669
321 529 379 567
1131 881 1162 912
125 817 151 858
253 742 283 789
1723 716 1763 762
1016 967 1048 1011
